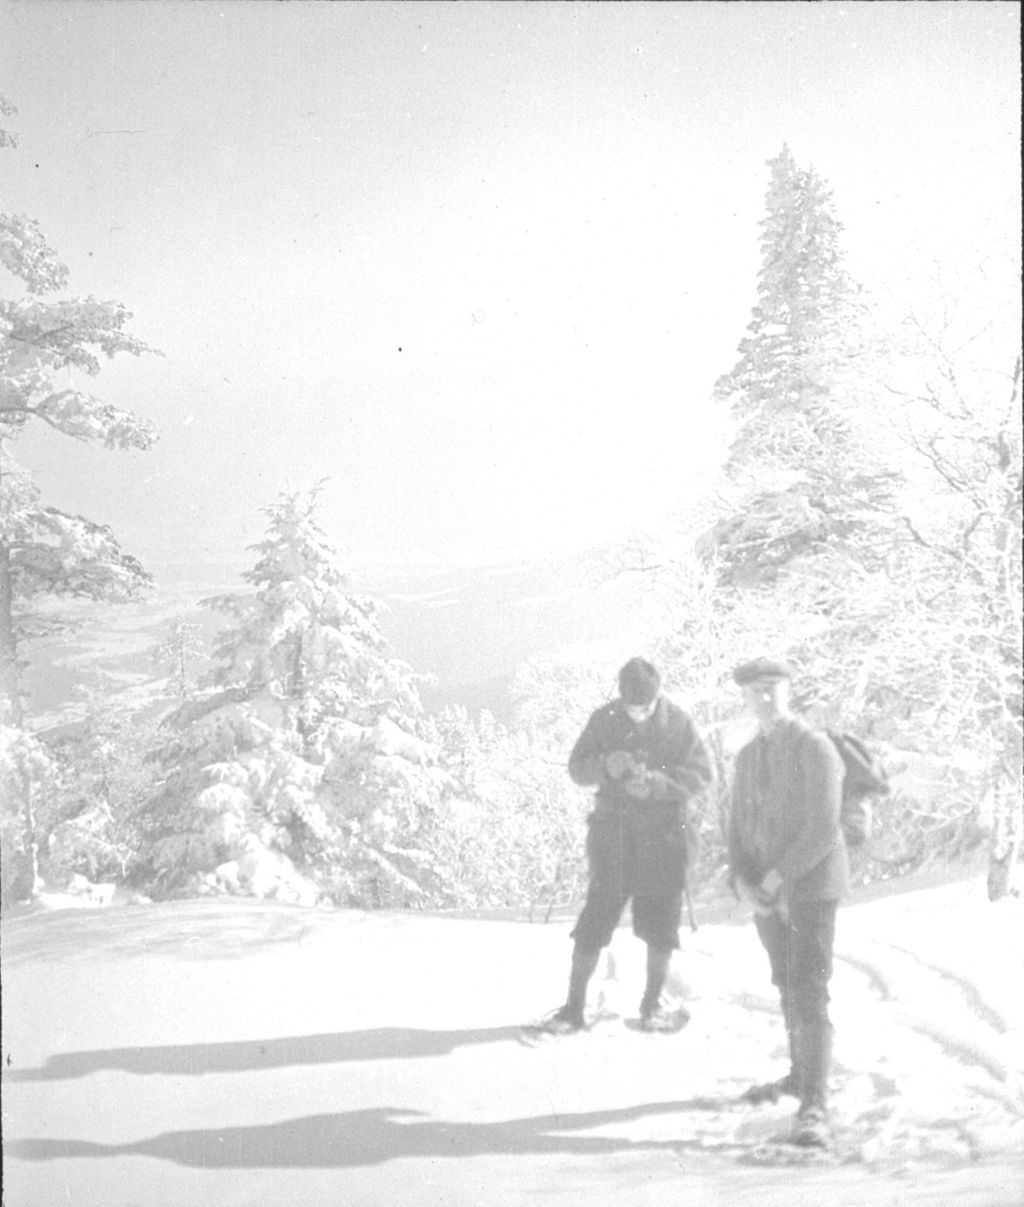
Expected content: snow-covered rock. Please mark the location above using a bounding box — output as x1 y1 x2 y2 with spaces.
65 874 116 906
233 835 319 907
214 860 242 891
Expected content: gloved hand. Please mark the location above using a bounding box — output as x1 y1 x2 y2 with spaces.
623 773 652 801
733 876 774 915
621 759 652 800
604 750 634 780
644 770 672 801
760 868 783 898
622 766 674 803
734 874 788 921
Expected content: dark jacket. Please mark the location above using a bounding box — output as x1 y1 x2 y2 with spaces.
569 696 712 808
728 715 848 903
568 696 712 893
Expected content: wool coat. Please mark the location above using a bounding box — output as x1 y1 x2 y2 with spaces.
728 715 848 903
568 696 712 893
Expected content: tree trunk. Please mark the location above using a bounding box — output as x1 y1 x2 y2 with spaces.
22 779 42 899
987 790 1023 902
0 539 22 723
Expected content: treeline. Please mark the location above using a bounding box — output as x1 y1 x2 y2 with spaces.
2 121 1020 911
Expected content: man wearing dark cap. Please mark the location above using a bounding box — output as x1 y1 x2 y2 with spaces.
728 657 847 1148
533 657 712 1035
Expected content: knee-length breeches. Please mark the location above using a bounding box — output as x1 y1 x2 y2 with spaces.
571 804 690 950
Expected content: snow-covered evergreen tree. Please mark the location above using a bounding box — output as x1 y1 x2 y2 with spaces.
148 617 206 702
1 97 156 720
708 146 901 585
41 685 159 888
682 155 1019 887
716 145 859 465
141 488 447 908
1 96 156 902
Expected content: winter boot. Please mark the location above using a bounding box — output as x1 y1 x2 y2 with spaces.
791 1022 833 1148
743 999 798 1103
639 945 689 1032
533 943 602 1032
639 945 668 1023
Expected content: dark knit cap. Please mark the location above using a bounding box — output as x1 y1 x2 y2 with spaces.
732 657 792 686
618 657 661 706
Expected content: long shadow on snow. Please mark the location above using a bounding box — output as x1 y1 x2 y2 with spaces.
8 1098 739 1168
5 1026 521 1082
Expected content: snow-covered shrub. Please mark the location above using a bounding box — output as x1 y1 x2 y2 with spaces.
41 690 160 887
0 718 61 905
426 656 617 915
47 804 131 885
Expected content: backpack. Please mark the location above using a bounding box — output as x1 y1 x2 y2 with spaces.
827 731 889 847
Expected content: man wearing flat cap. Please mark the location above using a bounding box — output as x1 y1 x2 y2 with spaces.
532 657 712 1035
728 657 847 1148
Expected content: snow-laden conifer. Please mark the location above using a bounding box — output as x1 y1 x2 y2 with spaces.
1 95 156 902
141 488 446 907
1 98 156 718
708 146 901 585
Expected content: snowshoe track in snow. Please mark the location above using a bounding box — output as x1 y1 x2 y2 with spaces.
886 942 1011 1034
561 885 1023 1171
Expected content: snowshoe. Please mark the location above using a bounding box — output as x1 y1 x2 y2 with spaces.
632 1002 691 1034
618 999 690 1038
741 1139 838 1167
740 1111 839 1166
519 1006 587 1044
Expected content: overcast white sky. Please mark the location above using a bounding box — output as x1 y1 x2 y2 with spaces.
2 1 1019 582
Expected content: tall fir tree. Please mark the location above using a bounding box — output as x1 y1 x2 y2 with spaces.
141 488 446 907
707 146 900 585
148 617 206 702
688 154 1019 888
716 145 857 465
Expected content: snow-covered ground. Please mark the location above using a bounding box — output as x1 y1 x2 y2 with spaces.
2 877 1022 1207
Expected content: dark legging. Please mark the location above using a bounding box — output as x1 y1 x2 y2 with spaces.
754 898 837 1031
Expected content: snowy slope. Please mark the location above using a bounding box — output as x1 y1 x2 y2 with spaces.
2 878 1022 1207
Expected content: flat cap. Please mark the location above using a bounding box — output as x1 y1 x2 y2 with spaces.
732 657 792 686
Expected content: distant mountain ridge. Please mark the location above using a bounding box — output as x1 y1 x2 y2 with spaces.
22 549 648 729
